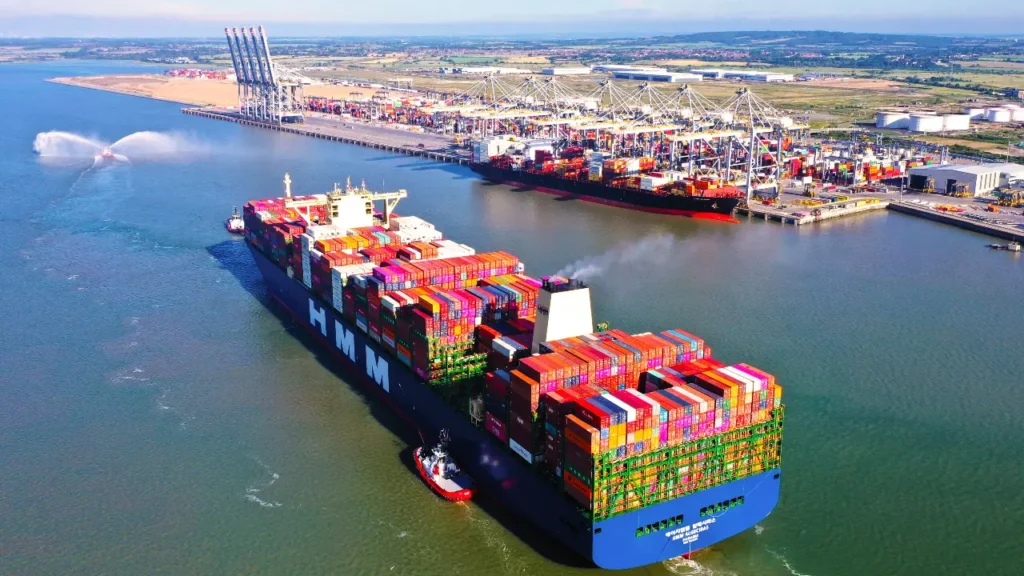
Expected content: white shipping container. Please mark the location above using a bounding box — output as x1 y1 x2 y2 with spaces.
381 295 401 313
396 228 443 243
389 215 435 232
718 366 762 394
331 275 345 312
602 394 637 422
306 224 346 240
332 262 376 288
624 388 662 415
640 176 670 191
492 337 518 359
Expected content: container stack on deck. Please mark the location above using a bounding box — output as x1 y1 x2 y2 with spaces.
244 193 783 526
480 287 784 523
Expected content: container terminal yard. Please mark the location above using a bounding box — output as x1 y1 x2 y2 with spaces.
191 27 1024 241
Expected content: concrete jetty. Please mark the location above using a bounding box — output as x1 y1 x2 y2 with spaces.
181 107 470 165
888 202 1024 242
737 199 889 225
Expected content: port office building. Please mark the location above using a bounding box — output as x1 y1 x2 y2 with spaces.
541 67 592 75
611 71 703 83
908 163 1024 195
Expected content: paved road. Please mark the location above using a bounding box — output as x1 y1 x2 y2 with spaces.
302 113 467 157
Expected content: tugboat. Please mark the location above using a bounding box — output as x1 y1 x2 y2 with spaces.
987 241 1021 252
414 430 474 502
225 207 245 234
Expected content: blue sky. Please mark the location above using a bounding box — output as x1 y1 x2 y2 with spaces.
1 0 1022 36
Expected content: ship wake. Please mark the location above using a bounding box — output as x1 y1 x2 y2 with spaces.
765 547 815 576
244 456 283 508
662 556 737 576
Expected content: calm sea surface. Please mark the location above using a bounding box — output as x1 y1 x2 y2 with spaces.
1 62 1022 576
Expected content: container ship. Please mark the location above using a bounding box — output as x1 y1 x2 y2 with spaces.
469 137 742 221
242 174 784 570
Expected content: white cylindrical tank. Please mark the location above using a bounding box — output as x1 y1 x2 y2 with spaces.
876 112 911 129
942 114 971 131
986 108 1011 122
1010 109 1024 121
963 107 986 119
908 114 944 132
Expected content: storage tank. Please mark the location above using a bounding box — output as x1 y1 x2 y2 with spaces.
1009 108 1024 121
908 114 944 132
985 108 1011 122
876 112 911 129
963 107 986 120
942 114 971 131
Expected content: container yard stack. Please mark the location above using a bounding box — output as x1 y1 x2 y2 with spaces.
240 175 784 570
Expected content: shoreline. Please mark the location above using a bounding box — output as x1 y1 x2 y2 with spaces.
46 73 374 109
50 75 1024 241
47 76 199 106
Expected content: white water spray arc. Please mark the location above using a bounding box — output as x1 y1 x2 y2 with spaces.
33 131 205 164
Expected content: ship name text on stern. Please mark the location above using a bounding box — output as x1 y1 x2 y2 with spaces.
667 518 716 545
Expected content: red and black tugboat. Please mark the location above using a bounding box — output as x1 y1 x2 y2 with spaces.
414 430 474 502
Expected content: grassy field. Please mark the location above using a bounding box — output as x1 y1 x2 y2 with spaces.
502 56 551 64
954 60 1024 71
290 58 980 128
878 69 1024 91
158 51 1015 155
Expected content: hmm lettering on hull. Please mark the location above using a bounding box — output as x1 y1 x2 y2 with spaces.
366 348 389 392
309 299 389 392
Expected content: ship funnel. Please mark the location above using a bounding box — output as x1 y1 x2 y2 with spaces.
284 172 292 197
531 277 594 353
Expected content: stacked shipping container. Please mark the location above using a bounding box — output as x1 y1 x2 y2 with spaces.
244 193 784 527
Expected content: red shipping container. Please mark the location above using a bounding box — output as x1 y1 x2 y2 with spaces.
486 412 507 443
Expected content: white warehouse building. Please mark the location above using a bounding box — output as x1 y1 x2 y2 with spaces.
591 64 667 73
908 163 1024 196
690 69 794 82
611 71 703 83
540 67 592 75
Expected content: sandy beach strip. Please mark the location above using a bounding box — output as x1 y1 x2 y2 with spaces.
48 75 375 108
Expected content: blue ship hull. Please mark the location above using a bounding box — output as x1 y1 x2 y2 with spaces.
248 244 781 570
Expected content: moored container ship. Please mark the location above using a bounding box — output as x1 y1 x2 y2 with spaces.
469 137 741 221
242 175 784 570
